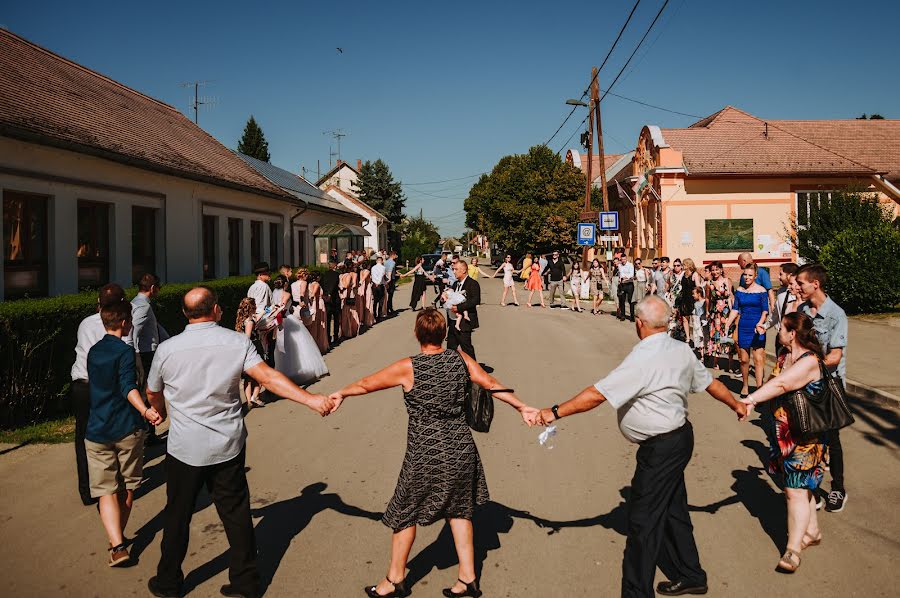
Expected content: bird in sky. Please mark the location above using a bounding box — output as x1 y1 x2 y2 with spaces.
336 47 343 53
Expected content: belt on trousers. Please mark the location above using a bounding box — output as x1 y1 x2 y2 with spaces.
73 379 89 385
641 421 691 445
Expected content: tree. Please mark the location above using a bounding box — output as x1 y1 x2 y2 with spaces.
464 145 585 255
857 113 885 120
237 115 271 162
354 160 406 224
785 185 894 263
819 225 900 313
397 212 440 261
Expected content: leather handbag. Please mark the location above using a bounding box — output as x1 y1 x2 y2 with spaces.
466 384 514 433
786 361 855 440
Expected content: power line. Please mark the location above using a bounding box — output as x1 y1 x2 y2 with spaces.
543 0 643 147
403 173 485 186
599 0 671 105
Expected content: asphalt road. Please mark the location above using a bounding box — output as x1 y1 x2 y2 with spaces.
1 277 898 597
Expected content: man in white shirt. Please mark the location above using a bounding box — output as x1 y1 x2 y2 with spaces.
538 296 748 598
371 256 387 321
70 283 133 506
617 255 636 322
247 262 272 317
145 287 333 598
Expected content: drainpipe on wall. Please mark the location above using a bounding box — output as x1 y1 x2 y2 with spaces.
289 198 309 265
875 175 900 204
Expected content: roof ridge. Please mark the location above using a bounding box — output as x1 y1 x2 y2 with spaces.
324 184 387 219
0 27 179 114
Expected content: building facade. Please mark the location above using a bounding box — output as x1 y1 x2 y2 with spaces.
0 29 363 300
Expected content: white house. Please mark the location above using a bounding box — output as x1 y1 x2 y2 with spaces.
322 184 388 254
0 29 363 300
316 159 361 196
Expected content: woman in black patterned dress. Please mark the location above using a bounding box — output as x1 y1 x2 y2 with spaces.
330 308 540 598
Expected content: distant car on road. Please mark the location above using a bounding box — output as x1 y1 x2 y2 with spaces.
421 253 444 273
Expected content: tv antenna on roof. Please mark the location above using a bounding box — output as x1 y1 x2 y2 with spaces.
178 80 218 124
322 129 349 166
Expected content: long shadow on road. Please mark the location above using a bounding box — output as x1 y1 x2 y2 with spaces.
181 482 381 596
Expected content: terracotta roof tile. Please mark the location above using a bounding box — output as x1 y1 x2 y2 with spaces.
663 106 898 180
0 29 290 198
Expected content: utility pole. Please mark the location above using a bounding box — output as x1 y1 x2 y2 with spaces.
592 69 609 213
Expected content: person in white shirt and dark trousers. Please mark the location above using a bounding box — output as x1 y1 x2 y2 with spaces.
131 273 169 445
537 296 749 598
371 256 387 321
617 256 636 321
70 283 133 506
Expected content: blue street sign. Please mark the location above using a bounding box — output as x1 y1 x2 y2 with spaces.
599 211 619 230
577 222 596 246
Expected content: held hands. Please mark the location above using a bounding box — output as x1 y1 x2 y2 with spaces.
307 393 336 417
144 407 163 426
327 392 345 415
733 401 751 421
537 408 556 427
518 405 542 427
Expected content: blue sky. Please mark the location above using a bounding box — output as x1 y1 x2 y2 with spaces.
4 0 898 235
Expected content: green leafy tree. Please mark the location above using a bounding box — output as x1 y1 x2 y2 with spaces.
355 159 406 224
857 113 885 120
465 145 585 254
786 186 894 263
398 212 440 260
237 115 271 162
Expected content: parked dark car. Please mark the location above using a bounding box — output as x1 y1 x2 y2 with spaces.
421 253 444 273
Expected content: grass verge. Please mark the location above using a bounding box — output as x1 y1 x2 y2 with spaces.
0 416 75 445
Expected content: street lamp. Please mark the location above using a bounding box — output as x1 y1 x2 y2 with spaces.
565 99 589 107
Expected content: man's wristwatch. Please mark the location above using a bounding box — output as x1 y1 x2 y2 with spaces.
551 404 561 420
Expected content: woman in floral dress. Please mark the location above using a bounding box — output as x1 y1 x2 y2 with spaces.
706 260 734 370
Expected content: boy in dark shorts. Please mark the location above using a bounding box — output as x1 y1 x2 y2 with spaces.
86 301 162 566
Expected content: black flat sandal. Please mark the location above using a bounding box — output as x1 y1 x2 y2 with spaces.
442 578 482 597
364 577 409 598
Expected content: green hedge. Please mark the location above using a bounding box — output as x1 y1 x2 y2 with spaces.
0 276 255 429
820 224 900 314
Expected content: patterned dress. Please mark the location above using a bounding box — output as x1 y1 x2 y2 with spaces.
707 281 733 357
767 355 830 490
382 350 489 532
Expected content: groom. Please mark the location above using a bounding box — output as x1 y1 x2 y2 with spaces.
537 295 748 598
446 259 480 359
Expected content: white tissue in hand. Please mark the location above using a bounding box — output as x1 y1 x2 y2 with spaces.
538 425 557 447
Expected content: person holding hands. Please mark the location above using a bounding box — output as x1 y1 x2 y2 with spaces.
536 295 748 598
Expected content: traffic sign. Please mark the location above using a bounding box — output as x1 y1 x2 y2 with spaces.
600 235 619 242
579 210 600 221
577 223 596 246
599 211 619 230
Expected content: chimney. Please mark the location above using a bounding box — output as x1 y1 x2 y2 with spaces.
337 159 343 167
357 159 362 171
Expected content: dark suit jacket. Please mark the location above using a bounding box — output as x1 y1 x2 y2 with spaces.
453 276 480 331
321 270 340 304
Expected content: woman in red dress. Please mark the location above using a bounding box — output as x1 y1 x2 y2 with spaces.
524 260 546 308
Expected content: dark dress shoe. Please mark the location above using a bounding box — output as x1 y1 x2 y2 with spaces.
656 579 708 595
147 576 182 598
220 584 260 598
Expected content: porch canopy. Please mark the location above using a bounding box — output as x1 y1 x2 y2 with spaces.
313 223 371 238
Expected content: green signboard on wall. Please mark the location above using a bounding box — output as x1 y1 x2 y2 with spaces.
705 219 754 252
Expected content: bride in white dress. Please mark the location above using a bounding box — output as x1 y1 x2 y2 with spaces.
272 275 329 384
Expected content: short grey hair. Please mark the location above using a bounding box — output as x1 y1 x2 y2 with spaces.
635 295 671 328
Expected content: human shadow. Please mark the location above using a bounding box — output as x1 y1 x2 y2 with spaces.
182 482 381 595
405 498 622 589
689 463 786 552
715 374 744 395
849 397 900 450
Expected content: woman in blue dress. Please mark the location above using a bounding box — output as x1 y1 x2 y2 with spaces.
726 262 770 397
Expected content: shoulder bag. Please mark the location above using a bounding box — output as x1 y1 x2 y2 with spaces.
786 360 855 441
465 383 514 433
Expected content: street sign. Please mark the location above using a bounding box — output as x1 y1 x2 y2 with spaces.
577 223 596 246
599 211 619 230
600 235 618 242
579 210 600 221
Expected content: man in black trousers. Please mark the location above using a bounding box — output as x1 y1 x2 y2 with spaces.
536 296 749 598
320 262 341 347
446 259 480 359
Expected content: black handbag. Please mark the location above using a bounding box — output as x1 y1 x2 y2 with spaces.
786 360 855 441
466 384 514 433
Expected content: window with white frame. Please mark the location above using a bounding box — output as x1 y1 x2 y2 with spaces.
796 190 833 229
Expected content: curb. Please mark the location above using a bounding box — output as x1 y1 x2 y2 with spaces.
764 350 900 409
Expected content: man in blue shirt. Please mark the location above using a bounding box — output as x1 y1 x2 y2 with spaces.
797 263 850 513
86 301 162 567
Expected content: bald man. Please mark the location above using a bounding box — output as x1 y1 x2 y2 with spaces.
737 252 775 311
538 296 748 598
146 287 334 598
